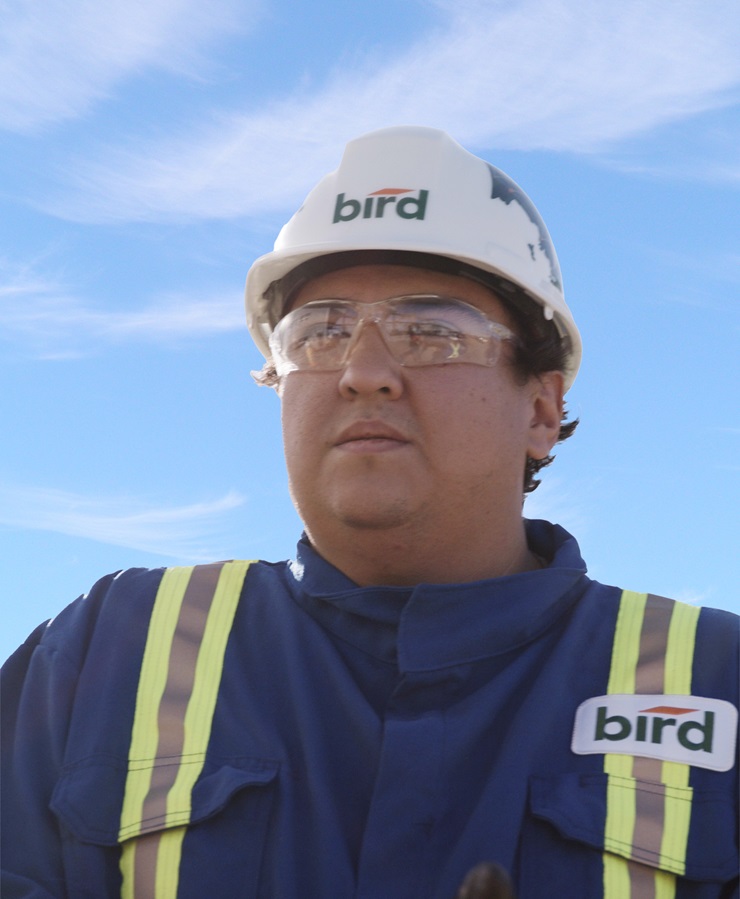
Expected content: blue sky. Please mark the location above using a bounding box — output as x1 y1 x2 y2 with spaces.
1 0 739 661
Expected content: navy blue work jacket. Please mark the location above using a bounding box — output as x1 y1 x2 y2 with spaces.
2 521 738 897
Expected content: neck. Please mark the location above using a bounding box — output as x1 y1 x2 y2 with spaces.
304 516 536 587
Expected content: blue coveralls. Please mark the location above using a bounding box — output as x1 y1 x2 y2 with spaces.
2 521 738 897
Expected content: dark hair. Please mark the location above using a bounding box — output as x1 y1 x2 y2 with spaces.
492 280 578 495
251 251 578 494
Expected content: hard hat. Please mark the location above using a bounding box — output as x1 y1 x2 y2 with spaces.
245 125 581 388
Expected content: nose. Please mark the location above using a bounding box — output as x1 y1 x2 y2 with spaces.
337 322 404 399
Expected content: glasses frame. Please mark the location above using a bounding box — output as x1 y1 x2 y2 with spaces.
269 294 519 375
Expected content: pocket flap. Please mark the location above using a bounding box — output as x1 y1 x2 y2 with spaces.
51 756 279 846
529 773 738 883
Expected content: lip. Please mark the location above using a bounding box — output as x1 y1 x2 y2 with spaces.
334 420 411 451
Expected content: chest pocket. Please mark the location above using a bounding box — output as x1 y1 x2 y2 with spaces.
520 772 738 896
51 754 279 898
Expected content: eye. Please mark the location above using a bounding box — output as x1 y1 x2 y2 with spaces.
292 321 352 352
406 321 464 340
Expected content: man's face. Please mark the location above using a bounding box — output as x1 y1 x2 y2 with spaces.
278 264 561 554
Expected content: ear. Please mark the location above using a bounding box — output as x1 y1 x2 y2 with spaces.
526 371 565 461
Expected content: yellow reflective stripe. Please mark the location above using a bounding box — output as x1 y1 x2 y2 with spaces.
655 869 679 899
604 753 633 777
118 561 251 898
604 589 645 868
604 591 646 898
658 601 700 874
155 827 187 899
665 602 700 697
164 560 250 827
603 853 631 896
120 840 136 899
120 566 193 841
607 590 647 695
604 772 636 855
660 759 688 787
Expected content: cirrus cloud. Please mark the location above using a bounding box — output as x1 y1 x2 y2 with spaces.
0 0 257 133
37 0 740 223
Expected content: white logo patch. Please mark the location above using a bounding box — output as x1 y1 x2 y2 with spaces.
571 694 737 772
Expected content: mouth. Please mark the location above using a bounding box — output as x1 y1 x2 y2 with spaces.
335 421 411 452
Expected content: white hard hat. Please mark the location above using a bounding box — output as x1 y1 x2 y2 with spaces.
245 125 581 388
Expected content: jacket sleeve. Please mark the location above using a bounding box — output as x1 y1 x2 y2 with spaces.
1 575 119 898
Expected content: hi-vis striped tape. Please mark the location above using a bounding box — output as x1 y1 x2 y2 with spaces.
590 591 709 899
118 561 251 899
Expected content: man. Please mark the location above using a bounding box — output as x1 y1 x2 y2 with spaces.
2 126 737 898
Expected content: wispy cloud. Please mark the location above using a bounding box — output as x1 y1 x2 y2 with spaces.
597 102 740 184
0 259 243 358
0 483 246 559
523 475 589 539
671 588 713 607
633 248 740 309
0 0 255 133
603 156 740 187
39 0 740 223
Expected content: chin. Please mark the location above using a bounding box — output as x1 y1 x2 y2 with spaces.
336 496 416 532
338 511 410 532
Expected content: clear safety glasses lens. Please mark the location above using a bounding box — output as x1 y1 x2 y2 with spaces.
269 294 516 374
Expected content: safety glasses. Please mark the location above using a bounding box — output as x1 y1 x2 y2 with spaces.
269 294 517 375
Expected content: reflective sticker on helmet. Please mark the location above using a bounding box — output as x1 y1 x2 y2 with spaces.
486 163 561 290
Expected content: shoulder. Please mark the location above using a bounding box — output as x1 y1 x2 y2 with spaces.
2 560 292 742
6 559 293 679
582 580 738 637
584 583 738 699
32 567 168 670
692 602 739 703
